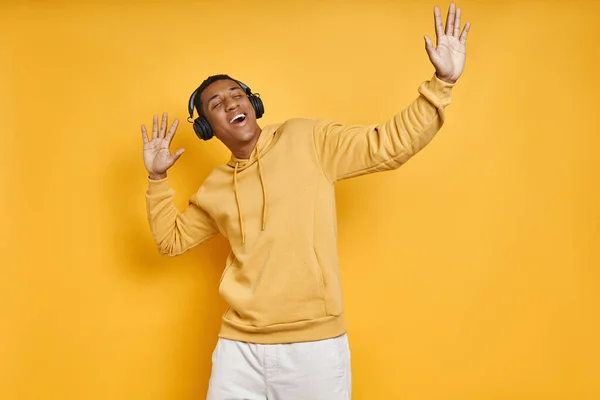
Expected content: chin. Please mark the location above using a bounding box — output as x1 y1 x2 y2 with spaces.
236 130 259 143
234 124 260 142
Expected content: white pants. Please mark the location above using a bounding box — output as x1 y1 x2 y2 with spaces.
206 334 352 400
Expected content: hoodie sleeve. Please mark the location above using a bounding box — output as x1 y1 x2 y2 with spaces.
145 177 218 256
312 74 455 183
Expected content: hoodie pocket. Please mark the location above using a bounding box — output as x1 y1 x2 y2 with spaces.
219 255 236 286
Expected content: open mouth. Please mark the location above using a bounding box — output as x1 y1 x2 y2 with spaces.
229 113 247 124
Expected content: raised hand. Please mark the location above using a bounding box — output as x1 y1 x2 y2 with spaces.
141 113 185 180
424 3 471 84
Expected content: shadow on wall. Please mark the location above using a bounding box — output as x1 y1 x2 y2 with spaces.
105 127 232 395
109 125 231 276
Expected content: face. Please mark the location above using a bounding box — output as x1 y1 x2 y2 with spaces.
200 79 261 149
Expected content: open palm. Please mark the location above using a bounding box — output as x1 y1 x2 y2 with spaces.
424 3 471 84
141 113 185 180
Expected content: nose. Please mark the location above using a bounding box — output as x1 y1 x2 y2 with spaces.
225 98 239 111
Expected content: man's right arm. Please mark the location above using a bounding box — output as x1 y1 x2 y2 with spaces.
145 177 218 256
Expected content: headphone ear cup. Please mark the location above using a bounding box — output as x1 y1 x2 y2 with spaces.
249 95 264 119
193 117 213 140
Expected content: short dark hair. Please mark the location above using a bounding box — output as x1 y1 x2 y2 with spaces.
194 74 241 116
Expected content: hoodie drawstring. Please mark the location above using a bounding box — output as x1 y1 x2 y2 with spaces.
256 147 267 231
232 145 267 244
233 161 245 244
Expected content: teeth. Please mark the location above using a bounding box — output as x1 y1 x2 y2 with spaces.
229 113 246 124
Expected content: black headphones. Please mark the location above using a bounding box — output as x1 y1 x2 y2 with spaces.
187 79 265 141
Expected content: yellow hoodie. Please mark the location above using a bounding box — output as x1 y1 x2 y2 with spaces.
145 74 455 344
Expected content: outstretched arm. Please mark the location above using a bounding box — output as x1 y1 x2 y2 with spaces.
146 179 218 256
313 3 471 183
142 113 218 255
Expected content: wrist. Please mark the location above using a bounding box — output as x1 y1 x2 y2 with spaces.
148 172 167 180
436 73 457 85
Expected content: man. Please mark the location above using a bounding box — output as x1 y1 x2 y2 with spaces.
140 3 470 399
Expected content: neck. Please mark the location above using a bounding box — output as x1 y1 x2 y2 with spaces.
231 127 262 159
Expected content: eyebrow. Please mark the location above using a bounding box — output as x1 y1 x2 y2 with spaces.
207 86 243 107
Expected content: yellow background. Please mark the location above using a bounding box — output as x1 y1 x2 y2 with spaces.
2 0 599 398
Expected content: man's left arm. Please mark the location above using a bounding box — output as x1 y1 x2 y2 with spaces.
312 2 471 183
312 74 454 182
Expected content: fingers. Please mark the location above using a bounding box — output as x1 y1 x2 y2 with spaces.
165 119 180 144
454 7 461 37
159 112 168 139
146 113 177 142
141 124 149 144
460 21 471 44
424 35 436 60
152 115 158 139
445 3 456 36
434 5 444 42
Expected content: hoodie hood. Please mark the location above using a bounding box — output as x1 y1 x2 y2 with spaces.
227 123 281 244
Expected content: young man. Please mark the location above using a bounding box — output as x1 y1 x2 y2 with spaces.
141 3 470 399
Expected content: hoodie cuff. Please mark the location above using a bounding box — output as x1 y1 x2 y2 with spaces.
433 73 457 87
418 73 455 108
147 176 171 194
